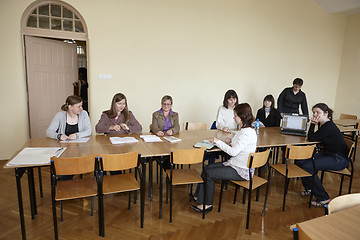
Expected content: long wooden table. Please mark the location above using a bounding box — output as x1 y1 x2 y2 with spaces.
5 128 319 239
295 205 360 239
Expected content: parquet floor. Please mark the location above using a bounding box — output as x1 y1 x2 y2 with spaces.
1 147 359 240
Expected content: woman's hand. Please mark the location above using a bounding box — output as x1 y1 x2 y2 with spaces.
222 127 229 133
166 129 173 136
109 125 121 131
60 134 68 141
68 134 77 140
156 131 164 137
225 138 232 144
120 123 129 131
210 138 218 144
311 115 320 124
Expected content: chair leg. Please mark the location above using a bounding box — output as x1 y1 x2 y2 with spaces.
51 192 58 239
246 189 252 229
233 185 238 204
166 177 169 204
256 187 260 201
262 182 270 216
128 192 131 210
60 201 63 221
282 178 289 212
218 180 224 212
189 183 193 202
38 167 43 198
348 175 353 194
91 196 94 216
242 188 246 204
339 175 344 196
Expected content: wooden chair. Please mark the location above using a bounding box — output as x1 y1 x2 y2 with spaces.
165 148 206 222
183 122 207 131
50 155 99 239
270 145 316 211
97 151 144 236
325 193 360 215
320 138 355 196
340 113 357 120
218 149 272 229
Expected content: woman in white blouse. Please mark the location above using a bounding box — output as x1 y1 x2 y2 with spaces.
191 103 257 213
216 89 238 132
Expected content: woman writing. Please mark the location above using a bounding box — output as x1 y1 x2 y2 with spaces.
216 90 238 132
151 95 180 136
255 94 281 127
46 95 91 140
95 93 142 134
191 103 257 212
298 103 349 207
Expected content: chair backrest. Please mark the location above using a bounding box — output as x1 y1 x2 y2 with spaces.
340 113 357 120
100 151 140 171
51 155 96 175
171 148 205 165
285 145 316 160
183 122 207 131
247 149 271 168
343 138 355 159
327 193 360 214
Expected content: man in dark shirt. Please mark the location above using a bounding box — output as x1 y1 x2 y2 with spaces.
277 78 308 116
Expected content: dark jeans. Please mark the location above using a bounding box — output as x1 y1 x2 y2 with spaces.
295 152 349 201
194 162 245 205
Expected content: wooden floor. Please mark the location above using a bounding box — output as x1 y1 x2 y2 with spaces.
1 147 359 240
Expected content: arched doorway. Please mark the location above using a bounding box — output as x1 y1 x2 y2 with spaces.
21 0 89 138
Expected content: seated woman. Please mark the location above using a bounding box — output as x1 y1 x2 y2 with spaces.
255 94 281 127
151 95 180 136
216 89 238 132
46 95 91 140
297 103 349 207
191 103 257 212
95 93 142 134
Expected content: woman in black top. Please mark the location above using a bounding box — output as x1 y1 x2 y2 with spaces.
297 103 349 207
255 94 281 127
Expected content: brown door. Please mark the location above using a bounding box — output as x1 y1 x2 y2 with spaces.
25 36 77 138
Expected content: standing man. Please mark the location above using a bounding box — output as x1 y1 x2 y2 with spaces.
277 78 308 116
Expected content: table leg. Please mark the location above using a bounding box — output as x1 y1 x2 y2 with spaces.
15 168 27 240
148 157 153 202
27 167 37 218
159 157 163 219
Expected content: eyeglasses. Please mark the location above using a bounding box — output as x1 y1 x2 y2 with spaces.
162 103 172 106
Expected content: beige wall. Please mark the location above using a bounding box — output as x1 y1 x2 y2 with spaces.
0 0 350 159
335 14 360 118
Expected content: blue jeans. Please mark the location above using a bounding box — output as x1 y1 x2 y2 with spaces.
295 152 349 201
194 162 245 205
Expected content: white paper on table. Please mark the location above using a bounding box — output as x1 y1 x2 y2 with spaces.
163 136 181 143
6 147 67 167
109 137 139 144
140 135 163 142
60 137 90 143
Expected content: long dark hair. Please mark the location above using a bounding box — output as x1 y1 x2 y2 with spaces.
234 103 254 128
312 103 333 120
262 94 276 111
223 89 238 108
103 93 130 122
61 95 82 111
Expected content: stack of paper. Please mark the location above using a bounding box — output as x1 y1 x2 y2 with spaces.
6 147 67 167
60 137 90 143
193 140 215 149
164 136 181 143
109 137 139 144
140 135 162 142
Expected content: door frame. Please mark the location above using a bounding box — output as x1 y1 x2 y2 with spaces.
21 0 89 137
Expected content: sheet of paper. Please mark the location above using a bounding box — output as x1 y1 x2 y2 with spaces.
60 137 90 143
6 147 67 167
109 137 139 144
140 135 163 142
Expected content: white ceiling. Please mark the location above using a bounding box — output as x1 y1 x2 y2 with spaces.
314 0 360 14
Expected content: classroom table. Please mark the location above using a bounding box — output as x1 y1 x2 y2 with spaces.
294 205 360 240
333 119 360 127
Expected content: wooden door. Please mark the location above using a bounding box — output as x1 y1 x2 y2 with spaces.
25 36 77 138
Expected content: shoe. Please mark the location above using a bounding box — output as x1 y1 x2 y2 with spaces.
190 205 213 213
189 194 197 202
301 190 311 197
311 199 330 207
